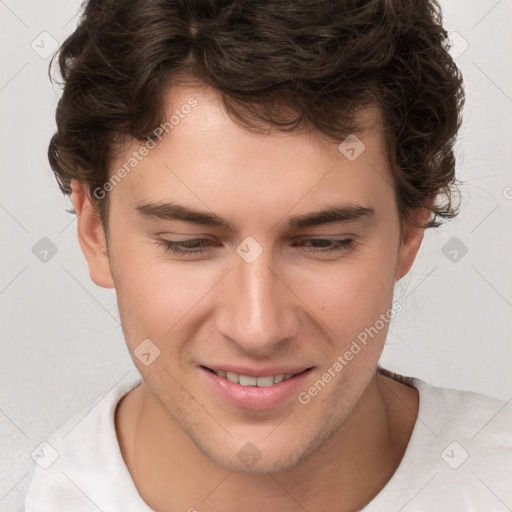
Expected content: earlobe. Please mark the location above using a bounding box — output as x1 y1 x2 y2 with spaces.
395 208 431 282
70 180 115 289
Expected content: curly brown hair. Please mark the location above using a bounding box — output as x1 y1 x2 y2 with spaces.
48 0 464 239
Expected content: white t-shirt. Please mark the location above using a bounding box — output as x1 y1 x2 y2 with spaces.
24 370 512 511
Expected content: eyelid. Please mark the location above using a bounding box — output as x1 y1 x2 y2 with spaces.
154 236 356 257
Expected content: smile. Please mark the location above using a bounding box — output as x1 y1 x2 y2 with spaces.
200 365 314 410
209 369 299 387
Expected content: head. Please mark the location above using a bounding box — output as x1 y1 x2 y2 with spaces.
50 0 463 473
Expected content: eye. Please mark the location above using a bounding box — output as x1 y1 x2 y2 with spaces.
156 237 355 256
157 238 216 255
292 238 354 253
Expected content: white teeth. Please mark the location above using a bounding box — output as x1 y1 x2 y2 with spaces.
256 376 275 387
239 375 257 386
213 370 295 386
226 372 238 383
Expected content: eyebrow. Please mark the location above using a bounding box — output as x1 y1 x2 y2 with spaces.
135 200 376 232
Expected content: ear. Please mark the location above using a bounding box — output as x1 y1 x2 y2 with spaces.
70 180 115 289
395 207 431 282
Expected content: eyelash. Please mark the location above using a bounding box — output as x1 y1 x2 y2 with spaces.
156 238 355 256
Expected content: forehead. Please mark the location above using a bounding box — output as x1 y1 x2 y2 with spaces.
108 85 395 220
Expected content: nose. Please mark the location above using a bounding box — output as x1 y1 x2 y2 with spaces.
216 243 299 357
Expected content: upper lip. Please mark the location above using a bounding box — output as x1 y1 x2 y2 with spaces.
201 365 313 378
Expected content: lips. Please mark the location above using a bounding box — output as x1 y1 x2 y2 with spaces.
200 365 314 410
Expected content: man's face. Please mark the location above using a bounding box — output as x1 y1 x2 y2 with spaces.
81 84 421 474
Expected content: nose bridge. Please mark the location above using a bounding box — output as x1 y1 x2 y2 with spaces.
219 243 295 354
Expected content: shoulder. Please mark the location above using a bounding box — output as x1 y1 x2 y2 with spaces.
379 367 512 445
24 378 143 512
416 380 512 507
415 378 512 448
365 371 512 511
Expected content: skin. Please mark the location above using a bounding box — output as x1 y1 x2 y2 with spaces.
71 83 428 512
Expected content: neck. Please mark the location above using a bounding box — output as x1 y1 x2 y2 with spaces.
116 372 418 512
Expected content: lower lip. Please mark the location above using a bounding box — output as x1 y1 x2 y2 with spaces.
200 367 313 411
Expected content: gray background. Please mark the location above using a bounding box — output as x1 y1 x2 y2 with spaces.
1 0 511 510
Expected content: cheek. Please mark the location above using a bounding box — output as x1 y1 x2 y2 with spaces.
296 242 398 342
112 237 218 343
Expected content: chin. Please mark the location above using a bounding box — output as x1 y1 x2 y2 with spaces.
191 426 331 476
